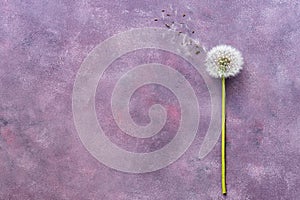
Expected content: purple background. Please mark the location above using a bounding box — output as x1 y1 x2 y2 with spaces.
1 0 300 199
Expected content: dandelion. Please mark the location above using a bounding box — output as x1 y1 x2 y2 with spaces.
205 45 244 195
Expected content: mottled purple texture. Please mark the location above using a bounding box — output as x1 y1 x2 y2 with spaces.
1 0 300 200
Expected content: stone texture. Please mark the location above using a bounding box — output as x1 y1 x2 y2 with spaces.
0 0 299 199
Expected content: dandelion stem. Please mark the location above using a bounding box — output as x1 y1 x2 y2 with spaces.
221 77 227 194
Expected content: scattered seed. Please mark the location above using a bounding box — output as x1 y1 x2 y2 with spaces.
162 9 165 12
183 14 186 17
195 51 200 55
165 24 171 28
166 14 171 16
192 31 195 34
154 19 158 21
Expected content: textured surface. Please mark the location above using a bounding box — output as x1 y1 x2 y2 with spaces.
1 0 300 199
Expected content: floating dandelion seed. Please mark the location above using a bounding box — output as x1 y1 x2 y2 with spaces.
205 45 244 195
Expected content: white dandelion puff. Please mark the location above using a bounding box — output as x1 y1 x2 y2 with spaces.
205 45 244 78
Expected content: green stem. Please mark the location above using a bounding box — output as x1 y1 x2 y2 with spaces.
222 77 227 194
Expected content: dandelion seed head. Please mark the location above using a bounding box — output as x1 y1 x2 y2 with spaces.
205 45 244 78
